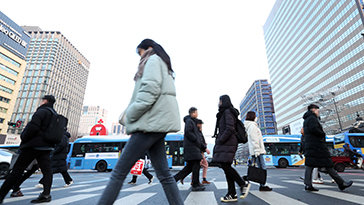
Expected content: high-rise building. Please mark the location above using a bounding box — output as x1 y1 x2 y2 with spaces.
10 27 90 138
111 122 126 135
239 79 277 135
264 0 364 134
0 11 30 143
78 106 108 136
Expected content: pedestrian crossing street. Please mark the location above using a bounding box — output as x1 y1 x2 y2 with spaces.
3 177 364 205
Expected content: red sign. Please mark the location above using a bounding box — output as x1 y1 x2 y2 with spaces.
90 119 108 136
130 159 145 176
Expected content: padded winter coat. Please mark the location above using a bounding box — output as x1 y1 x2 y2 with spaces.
183 116 203 161
244 120 266 156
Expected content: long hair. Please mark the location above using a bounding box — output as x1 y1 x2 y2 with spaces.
137 39 174 74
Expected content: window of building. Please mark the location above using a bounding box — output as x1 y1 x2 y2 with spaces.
0 85 13 94
0 52 20 67
0 107 8 113
0 118 4 124
0 74 16 85
0 96 10 103
0 63 18 76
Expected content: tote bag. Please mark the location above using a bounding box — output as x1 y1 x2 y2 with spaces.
247 158 267 185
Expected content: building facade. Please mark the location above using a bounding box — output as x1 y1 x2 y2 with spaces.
78 106 108 136
0 11 30 143
239 80 277 135
264 0 364 134
111 122 126 135
10 27 90 138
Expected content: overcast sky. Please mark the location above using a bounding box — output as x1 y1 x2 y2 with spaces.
2 0 276 142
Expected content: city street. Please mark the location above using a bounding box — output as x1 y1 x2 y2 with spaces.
1 166 364 205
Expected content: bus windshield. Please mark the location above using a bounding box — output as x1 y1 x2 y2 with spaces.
349 136 364 148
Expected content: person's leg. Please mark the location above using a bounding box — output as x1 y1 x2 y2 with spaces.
312 168 319 180
0 149 35 200
129 175 138 183
201 155 208 180
191 160 201 187
304 166 314 187
35 151 53 196
142 168 153 180
255 155 268 187
97 133 162 205
12 163 39 192
327 167 344 185
220 163 236 196
174 161 193 182
60 171 73 184
148 133 183 205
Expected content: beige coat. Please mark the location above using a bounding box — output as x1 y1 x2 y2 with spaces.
244 120 266 156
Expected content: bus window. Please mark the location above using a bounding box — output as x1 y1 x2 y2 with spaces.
349 136 364 148
334 134 345 144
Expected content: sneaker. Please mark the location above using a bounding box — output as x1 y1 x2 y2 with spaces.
220 194 238 202
299 176 304 181
35 184 43 189
259 185 272 191
148 176 154 184
312 179 324 184
64 181 74 188
305 185 319 192
191 185 205 191
240 182 251 199
128 181 136 185
331 179 336 183
202 180 211 185
31 194 51 203
339 181 353 191
10 190 24 197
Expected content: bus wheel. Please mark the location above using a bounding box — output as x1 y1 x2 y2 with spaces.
334 163 345 172
96 161 107 172
278 159 288 168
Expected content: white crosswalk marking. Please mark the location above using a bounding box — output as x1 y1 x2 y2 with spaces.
78 178 109 184
122 183 157 192
47 194 99 205
251 182 286 189
184 191 218 205
213 181 228 189
3 195 38 203
283 180 334 189
250 190 308 205
73 185 106 193
114 193 156 205
27 185 89 194
178 183 191 191
314 189 364 204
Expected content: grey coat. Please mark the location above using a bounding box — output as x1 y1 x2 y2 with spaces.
125 55 181 134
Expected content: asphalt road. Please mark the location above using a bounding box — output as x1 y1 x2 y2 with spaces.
1 166 364 205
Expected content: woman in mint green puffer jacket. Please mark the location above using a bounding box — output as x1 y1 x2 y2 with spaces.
98 39 183 205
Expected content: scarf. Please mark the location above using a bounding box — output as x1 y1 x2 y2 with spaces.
134 48 156 81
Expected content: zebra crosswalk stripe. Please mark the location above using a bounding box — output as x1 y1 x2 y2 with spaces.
27 185 89 195
121 183 157 192
48 194 99 205
313 189 364 204
250 190 308 205
184 191 218 205
3 195 38 203
114 193 156 205
283 180 334 188
178 183 191 191
73 185 106 193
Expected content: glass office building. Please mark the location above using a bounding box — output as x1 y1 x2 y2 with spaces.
10 27 90 138
0 11 30 142
239 80 277 135
264 0 364 134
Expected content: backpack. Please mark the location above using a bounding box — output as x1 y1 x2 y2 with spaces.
43 107 68 144
236 119 248 144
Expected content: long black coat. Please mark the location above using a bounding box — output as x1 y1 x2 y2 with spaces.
213 109 238 163
51 134 69 173
20 104 55 150
303 111 333 168
183 116 203 161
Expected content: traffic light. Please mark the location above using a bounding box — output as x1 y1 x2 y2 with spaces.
16 120 22 128
8 122 16 127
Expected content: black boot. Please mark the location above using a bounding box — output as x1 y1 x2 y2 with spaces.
339 181 353 191
31 194 52 203
305 185 319 192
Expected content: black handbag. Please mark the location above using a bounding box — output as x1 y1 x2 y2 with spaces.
247 158 267 185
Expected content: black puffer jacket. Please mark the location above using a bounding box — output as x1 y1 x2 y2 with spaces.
51 132 70 173
213 108 238 163
20 104 55 150
183 116 203 161
303 110 333 168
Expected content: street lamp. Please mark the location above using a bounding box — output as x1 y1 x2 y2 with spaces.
331 92 343 131
62 98 71 119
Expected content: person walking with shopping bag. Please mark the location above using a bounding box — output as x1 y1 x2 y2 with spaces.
244 111 272 192
213 95 250 203
97 39 183 205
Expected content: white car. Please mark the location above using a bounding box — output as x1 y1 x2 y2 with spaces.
0 149 13 178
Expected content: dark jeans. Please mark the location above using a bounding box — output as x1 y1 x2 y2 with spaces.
304 166 344 187
130 168 153 182
0 149 52 199
220 163 246 195
97 132 183 205
12 163 39 192
174 160 201 187
40 171 73 185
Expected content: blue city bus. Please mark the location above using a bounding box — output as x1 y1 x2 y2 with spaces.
69 133 184 172
333 132 364 157
262 135 334 168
